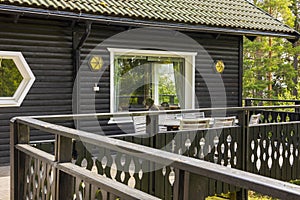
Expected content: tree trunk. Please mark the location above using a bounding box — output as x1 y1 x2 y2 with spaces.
292 42 299 98
267 7 273 98
268 36 272 96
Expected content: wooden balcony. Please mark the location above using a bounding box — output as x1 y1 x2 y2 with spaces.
10 103 300 200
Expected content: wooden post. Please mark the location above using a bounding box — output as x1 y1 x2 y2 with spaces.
146 113 159 137
245 99 252 107
188 172 208 200
235 109 249 200
174 169 188 200
295 101 300 114
55 135 74 199
173 170 209 200
146 113 159 196
10 121 30 200
170 96 175 105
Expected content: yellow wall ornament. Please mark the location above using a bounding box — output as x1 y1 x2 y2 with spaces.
215 60 225 73
89 55 103 71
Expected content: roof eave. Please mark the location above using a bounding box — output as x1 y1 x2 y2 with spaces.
0 4 299 41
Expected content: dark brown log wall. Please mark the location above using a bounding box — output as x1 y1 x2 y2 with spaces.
0 16 242 165
0 15 73 165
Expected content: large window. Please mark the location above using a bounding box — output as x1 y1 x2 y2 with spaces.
0 51 35 107
109 49 196 112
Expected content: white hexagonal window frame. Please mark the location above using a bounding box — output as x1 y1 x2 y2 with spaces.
0 51 35 107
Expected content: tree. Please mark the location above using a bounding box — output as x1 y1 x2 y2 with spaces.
290 0 300 97
158 75 178 104
243 0 299 100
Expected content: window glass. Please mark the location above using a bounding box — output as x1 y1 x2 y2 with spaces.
114 55 184 112
156 60 184 108
0 51 35 107
0 58 23 97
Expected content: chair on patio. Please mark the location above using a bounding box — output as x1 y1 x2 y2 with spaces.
108 116 133 124
183 112 205 119
158 113 180 131
249 113 261 125
133 116 146 134
213 116 236 127
180 118 210 130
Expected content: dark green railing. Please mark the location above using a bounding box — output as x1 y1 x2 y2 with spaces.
245 98 300 113
11 105 300 200
112 126 243 197
247 122 300 180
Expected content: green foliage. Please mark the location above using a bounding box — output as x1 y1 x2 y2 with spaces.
158 75 178 104
0 59 23 97
290 179 300 185
158 76 176 95
248 190 278 200
258 0 295 26
115 57 149 98
243 0 299 101
114 56 180 107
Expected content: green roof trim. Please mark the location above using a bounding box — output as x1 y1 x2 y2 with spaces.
0 0 298 38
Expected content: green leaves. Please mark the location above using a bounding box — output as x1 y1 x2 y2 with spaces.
243 0 299 100
0 59 23 97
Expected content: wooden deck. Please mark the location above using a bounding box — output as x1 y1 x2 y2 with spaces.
0 166 10 200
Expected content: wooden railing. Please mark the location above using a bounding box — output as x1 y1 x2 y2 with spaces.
11 118 160 200
244 98 300 125
247 122 300 180
245 98 300 105
245 98 300 113
10 106 300 200
111 126 243 197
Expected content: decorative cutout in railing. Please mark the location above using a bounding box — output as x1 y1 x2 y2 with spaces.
113 127 242 168
73 142 177 199
248 122 300 181
14 142 161 200
71 126 243 197
23 155 55 200
72 178 104 199
251 110 299 124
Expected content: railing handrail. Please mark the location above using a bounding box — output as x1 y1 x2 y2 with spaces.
11 105 300 121
244 98 300 103
13 116 300 200
249 120 300 127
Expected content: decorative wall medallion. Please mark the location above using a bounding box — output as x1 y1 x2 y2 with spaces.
215 60 225 73
89 55 103 71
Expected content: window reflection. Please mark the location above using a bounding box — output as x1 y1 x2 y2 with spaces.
114 55 184 112
0 58 23 97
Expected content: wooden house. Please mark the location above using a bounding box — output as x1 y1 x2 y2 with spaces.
0 0 299 165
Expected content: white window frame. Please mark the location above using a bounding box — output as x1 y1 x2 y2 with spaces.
108 48 197 113
0 51 35 107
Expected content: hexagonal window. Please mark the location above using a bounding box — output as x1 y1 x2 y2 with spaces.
0 59 23 97
0 51 35 107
